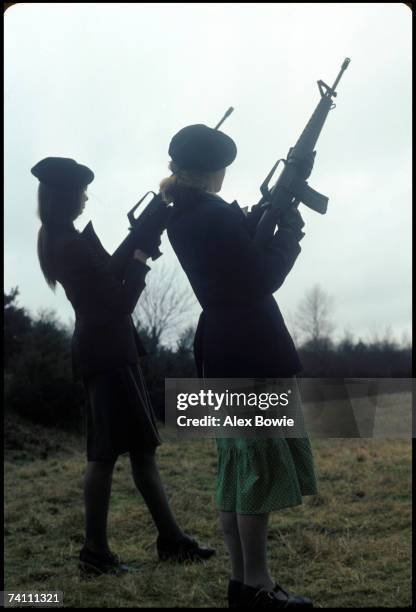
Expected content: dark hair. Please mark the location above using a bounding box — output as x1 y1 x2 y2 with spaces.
36 183 83 290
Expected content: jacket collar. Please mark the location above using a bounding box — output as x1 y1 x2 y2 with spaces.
81 220 95 237
228 200 247 219
80 220 110 258
170 190 247 223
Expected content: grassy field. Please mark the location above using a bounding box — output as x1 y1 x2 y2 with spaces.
4 413 412 608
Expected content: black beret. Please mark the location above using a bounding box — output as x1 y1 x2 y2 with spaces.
31 157 94 188
168 124 237 172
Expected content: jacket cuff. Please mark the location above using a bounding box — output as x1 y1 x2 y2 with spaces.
131 259 151 274
270 228 301 252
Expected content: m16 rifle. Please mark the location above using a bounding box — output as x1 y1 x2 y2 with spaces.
126 107 234 260
253 58 351 246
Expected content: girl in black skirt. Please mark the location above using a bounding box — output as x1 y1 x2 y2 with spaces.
32 157 215 575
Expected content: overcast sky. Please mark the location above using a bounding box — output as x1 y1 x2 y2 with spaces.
4 3 412 346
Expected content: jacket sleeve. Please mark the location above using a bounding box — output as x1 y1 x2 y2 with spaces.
58 236 150 314
244 202 266 237
108 228 144 281
190 205 301 296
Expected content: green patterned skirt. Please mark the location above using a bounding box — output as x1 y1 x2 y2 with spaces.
216 436 318 514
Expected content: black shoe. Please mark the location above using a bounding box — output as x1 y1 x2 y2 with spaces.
156 534 216 563
228 579 244 607
241 584 313 608
79 547 140 576
273 583 313 608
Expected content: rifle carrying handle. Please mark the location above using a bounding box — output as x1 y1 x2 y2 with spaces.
128 191 157 227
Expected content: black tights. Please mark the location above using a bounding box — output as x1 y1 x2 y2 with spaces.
84 450 184 553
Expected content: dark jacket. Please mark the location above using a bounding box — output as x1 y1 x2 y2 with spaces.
167 192 302 378
53 221 149 381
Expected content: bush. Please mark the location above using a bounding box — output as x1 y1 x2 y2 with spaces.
4 300 85 431
4 287 411 432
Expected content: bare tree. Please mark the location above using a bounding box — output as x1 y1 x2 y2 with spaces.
295 284 335 349
133 262 198 348
400 330 412 350
338 326 355 351
176 325 196 353
367 325 399 351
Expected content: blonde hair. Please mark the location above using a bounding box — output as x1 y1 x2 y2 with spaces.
159 161 222 203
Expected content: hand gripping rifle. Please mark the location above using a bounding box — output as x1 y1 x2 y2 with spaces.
253 58 351 246
126 107 234 260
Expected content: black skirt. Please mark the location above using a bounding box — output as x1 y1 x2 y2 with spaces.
82 362 162 461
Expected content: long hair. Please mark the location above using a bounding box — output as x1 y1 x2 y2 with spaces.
36 183 83 291
159 161 222 204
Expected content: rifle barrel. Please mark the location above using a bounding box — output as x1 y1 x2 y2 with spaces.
215 107 234 130
331 57 351 94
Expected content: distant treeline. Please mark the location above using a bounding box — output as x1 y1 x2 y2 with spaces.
4 288 412 431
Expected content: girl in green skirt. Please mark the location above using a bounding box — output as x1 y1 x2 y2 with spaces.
161 124 318 608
